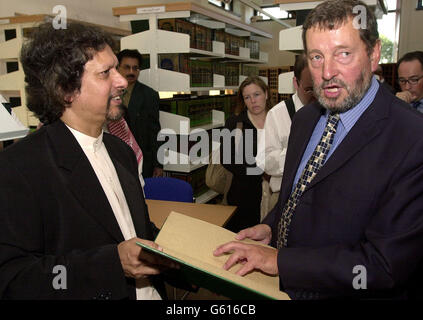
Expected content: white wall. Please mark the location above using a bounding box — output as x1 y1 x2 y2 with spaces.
398 0 423 58
252 20 296 67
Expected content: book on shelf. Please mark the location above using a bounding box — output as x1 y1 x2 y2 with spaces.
137 211 290 300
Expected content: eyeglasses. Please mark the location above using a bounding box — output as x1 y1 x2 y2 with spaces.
120 65 140 71
398 75 423 86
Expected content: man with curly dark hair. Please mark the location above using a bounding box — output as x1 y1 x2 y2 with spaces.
0 22 176 299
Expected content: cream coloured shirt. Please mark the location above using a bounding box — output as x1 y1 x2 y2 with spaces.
67 125 161 300
255 93 304 193
103 124 145 190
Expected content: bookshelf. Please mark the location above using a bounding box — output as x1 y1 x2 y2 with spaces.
113 2 272 203
113 2 270 92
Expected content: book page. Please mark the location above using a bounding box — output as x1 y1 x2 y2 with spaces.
155 211 290 300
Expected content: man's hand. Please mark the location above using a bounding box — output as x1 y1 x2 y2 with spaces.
213 241 278 277
235 224 272 245
118 238 176 279
396 91 413 103
153 167 163 177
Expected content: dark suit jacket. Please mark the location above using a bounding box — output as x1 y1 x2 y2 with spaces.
125 81 162 178
0 120 163 299
263 85 423 299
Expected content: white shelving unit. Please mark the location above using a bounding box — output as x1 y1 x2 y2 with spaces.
0 19 35 127
159 109 224 174
114 2 270 93
113 2 272 203
0 94 29 141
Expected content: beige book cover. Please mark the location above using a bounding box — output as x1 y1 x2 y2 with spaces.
137 211 290 300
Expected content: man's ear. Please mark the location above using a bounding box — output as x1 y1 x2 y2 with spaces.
370 40 382 73
63 91 77 105
293 76 299 91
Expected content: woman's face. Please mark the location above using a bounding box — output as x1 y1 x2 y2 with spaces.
242 83 268 115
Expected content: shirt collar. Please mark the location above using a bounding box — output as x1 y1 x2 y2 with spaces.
292 93 304 111
324 75 379 132
66 125 104 153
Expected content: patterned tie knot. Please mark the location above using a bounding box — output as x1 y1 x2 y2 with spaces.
326 113 340 131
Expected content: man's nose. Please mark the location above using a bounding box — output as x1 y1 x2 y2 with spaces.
322 57 339 81
114 69 128 90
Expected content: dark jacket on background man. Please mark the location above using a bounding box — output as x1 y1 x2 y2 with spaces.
125 81 162 178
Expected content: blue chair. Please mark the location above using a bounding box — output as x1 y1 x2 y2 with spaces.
143 177 193 203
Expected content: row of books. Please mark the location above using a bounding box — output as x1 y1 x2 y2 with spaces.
158 54 258 87
159 18 212 52
159 94 238 128
158 18 260 59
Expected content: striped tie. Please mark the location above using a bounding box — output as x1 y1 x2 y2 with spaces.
107 118 143 165
277 113 340 248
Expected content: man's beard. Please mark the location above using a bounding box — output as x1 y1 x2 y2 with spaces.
315 70 372 114
106 97 126 121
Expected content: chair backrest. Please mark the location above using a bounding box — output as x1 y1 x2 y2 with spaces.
144 177 193 203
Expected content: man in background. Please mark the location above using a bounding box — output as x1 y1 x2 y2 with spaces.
117 49 163 177
256 54 316 220
396 51 423 113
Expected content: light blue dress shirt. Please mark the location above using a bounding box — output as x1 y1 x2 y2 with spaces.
292 76 380 190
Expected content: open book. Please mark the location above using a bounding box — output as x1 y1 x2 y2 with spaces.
137 211 290 300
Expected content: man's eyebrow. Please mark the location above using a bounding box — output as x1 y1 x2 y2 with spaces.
99 60 118 70
307 49 322 54
308 45 352 54
399 75 420 78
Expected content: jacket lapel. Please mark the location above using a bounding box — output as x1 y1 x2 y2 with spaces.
306 87 390 190
281 104 322 199
47 121 124 242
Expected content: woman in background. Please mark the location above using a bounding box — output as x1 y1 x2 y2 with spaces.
222 76 270 232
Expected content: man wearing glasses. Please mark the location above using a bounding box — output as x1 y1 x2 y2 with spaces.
117 49 163 178
396 51 423 113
